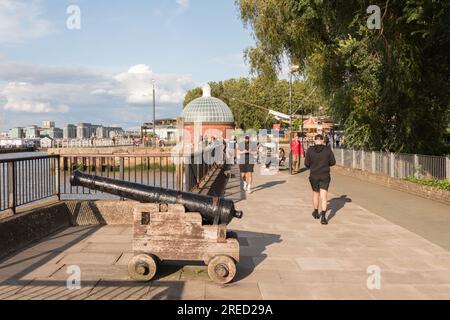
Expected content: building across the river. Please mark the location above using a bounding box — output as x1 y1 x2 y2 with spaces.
25 126 40 138
76 123 123 139
42 121 55 129
9 127 25 139
0 138 40 148
63 124 77 139
41 127 63 139
40 137 55 148
141 118 178 142
96 126 124 139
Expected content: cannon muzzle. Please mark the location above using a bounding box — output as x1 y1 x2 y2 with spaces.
70 170 243 225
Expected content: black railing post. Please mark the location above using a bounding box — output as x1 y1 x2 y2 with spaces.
7 161 16 214
119 157 125 201
56 156 61 200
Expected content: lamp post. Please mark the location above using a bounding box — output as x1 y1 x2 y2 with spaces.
288 65 300 175
152 79 156 146
301 109 304 152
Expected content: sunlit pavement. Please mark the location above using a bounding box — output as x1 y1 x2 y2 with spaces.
0 166 449 300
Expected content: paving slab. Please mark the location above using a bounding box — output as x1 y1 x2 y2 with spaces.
205 282 262 300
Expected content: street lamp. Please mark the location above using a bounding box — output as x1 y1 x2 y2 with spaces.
152 79 156 146
288 64 300 175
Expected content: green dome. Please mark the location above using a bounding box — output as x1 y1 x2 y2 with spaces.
182 85 234 123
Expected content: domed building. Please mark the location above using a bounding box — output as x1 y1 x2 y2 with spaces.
181 84 235 143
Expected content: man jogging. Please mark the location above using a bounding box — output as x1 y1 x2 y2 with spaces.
304 134 336 225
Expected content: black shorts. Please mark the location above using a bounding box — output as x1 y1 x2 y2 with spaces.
239 164 254 173
309 176 331 192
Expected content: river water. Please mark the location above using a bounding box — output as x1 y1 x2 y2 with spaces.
0 151 176 210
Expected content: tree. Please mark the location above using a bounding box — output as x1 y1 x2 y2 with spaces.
183 87 203 108
237 0 450 154
183 77 326 130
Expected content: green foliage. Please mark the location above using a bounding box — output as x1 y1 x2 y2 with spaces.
405 177 450 191
237 0 450 155
183 77 328 130
183 87 203 108
292 118 301 131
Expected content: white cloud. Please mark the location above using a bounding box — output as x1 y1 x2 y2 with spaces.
4 100 69 113
0 63 197 123
0 0 51 44
110 64 197 104
1 82 70 113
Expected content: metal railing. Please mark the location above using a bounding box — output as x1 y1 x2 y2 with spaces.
184 151 216 192
0 151 217 213
59 154 182 198
333 148 450 181
0 155 60 213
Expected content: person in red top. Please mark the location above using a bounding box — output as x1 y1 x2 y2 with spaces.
291 134 305 173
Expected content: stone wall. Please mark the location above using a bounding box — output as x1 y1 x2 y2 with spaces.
333 166 450 205
65 200 137 226
0 202 71 260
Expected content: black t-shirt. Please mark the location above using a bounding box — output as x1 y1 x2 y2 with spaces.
304 145 336 177
238 141 255 164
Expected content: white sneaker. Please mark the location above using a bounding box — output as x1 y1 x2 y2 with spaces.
243 181 248 191
247 185 252 194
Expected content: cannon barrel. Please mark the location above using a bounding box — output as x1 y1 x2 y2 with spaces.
70 170 243 225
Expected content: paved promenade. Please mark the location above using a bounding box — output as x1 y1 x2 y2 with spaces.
0 167 449 299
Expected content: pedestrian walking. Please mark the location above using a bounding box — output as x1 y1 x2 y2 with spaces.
237 135 256 194
291 134 305 173
304 134 336 225
335 134 340 148
278 147 286 167
324 134 330 146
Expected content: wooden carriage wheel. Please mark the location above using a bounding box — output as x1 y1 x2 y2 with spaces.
207 255 237 284
128 254 158 282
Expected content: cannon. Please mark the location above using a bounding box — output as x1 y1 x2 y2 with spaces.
70 170 242 284
70 170 243 225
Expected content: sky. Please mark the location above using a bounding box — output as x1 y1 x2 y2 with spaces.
0 0 255 131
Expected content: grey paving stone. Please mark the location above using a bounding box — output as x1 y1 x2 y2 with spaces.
58 252 122 266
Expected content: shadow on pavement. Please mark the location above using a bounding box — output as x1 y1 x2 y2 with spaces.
252 180 286 193
232 230 282 282
327 195 352 222
0 226 101 283
0 278 187 300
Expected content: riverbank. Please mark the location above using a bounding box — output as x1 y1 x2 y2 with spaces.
0 147 36 154
0 151 46 160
